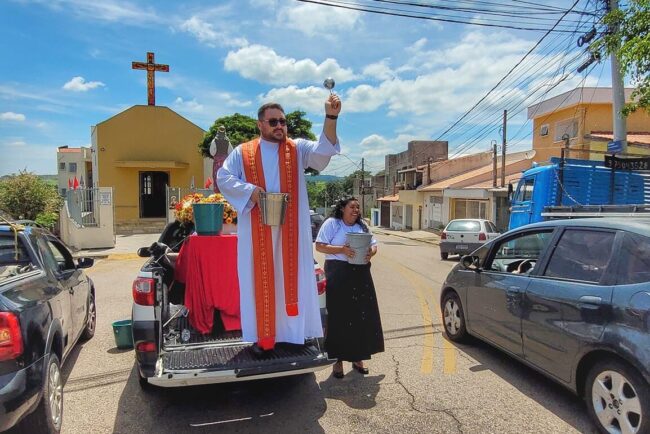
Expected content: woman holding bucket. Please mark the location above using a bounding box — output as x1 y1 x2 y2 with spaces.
315 197 384 378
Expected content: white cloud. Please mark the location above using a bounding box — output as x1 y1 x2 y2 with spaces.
19 0 163 25
362 60 395 81
63 76 105 92
276 3 362 38
178 16 248 48
259 86 327 114
225 44 357 86
7 140 27 147
173 97 204 113
0 112 26 121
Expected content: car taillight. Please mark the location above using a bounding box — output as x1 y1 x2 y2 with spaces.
441 232 447 240
315 268 326 295
479 232 487 241
136 341 156 352
0 312 23 361
132 277 156 306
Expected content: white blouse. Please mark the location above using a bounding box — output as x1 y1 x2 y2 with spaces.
316 217 378 261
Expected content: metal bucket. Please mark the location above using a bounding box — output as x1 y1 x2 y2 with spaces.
346 232 373 264
259 192 289 226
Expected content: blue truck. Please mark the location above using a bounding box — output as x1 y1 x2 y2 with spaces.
509 157 650 230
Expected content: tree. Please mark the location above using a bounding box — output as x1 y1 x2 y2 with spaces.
0 171 63 227
198 110 318 158
598 0 650 115
342 170 373 196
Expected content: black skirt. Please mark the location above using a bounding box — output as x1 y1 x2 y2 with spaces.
324 259 384 362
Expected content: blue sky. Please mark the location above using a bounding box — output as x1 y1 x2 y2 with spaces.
0 0 610 177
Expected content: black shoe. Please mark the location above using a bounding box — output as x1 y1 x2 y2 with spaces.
352 363 369 375
332 361 344 379
250 343 266 358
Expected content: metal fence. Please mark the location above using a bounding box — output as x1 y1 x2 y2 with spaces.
66 188 100 227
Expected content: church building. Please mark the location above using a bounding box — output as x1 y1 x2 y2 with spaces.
90 52 206 234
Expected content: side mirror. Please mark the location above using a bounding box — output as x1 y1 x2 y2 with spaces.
460 255 480 271
137 247 151 258
507 183 514 202
76 257 94 269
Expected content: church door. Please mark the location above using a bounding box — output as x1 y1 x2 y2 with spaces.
140 171 169 218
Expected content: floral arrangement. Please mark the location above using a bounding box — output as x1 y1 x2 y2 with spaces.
174 193 237 225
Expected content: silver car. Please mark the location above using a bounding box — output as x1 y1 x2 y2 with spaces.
439 219 500 260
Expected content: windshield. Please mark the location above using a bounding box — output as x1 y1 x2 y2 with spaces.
446 220 481 232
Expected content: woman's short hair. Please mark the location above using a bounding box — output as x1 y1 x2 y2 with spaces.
331 197 369 232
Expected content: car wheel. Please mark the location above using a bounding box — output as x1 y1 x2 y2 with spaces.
81 291 96 341
441 252 449 260
441 291 468 342
21 353 63 433
585 359 650 434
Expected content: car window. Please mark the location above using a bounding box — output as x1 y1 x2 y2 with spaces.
0 236 30 264
615 232 650 285
487 230 553 274
544 229 615 283
42 239 75 271
446 220 480 232
36 237 60 273
486 222 498 233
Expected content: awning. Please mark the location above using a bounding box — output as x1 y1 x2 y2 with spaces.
114 160 189 169
377 194 399 202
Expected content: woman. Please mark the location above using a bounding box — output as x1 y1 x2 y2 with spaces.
315 197 384 378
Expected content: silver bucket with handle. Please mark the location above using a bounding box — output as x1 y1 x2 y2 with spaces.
346 232 373 264
259 192 289 226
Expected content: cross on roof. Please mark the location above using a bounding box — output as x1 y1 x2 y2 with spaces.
131 52 169 106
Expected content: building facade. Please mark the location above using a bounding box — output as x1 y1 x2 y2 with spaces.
56 146 92 196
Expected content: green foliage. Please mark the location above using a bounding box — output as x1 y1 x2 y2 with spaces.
198 110 317 157
598 0 650 115
0 171 63 221
35 211 60 231
342 170 373 196
306 179 346 210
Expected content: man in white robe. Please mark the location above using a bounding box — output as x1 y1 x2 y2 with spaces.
217 95 341 349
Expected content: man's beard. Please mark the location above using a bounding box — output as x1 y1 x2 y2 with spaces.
261 129 286 143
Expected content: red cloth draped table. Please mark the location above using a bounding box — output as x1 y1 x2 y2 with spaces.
174 234 241 334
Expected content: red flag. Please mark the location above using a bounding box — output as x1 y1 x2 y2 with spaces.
204 177 213 188
68 178 72 189
73 176 79 190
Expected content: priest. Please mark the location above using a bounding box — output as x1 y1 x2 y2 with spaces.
217 94 341 352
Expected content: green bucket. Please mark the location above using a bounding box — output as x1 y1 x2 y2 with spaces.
193 203 224 235
112 319 133 349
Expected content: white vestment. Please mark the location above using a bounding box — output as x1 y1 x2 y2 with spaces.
217 134 340 344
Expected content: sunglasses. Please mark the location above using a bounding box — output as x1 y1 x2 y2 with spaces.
262 118 287 127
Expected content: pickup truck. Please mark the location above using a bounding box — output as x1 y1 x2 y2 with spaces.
0 221 96 433
509 157 650 230
132 222 332 389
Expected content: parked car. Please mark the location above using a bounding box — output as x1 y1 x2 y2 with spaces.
0 221 96 433
439 219 499 260
132 221 331 389
439 218 650 433
310 211 326 241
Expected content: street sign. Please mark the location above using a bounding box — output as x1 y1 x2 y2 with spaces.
607 140 624 153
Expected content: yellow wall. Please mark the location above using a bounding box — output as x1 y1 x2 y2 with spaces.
532 103 650 163
95 105 205 223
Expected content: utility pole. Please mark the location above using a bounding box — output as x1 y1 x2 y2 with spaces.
361 158 365 218
492 140 498 188
609 0 627 153
501 110 507 187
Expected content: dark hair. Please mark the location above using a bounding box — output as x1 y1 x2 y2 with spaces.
331 197 369 232
258 102 285 120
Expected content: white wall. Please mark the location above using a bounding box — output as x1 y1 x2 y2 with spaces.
60 187 115 250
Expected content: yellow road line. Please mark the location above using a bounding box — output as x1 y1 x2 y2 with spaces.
435 304 457 374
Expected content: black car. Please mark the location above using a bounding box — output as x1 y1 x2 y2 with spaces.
0 222 96 433
440 218 650 433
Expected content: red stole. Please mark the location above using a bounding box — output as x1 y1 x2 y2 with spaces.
241 138 299 350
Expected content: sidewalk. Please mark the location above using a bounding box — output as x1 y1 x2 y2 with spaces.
372 226 440 245
75 233 161 260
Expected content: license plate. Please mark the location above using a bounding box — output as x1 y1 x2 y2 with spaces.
456 244 468 250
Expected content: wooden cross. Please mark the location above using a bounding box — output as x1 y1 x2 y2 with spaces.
131 52 169 106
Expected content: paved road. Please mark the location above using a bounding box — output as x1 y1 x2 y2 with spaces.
60 234 597 433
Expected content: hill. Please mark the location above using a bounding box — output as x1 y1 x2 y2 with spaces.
305 174 341 183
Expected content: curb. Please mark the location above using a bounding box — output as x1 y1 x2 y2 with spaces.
372 229 440 246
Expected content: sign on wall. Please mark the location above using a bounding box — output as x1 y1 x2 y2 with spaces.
100 191 112 205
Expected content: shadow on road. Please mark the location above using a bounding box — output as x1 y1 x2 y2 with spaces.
447 336 597 433
319 370 385 410
112 364 327 433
